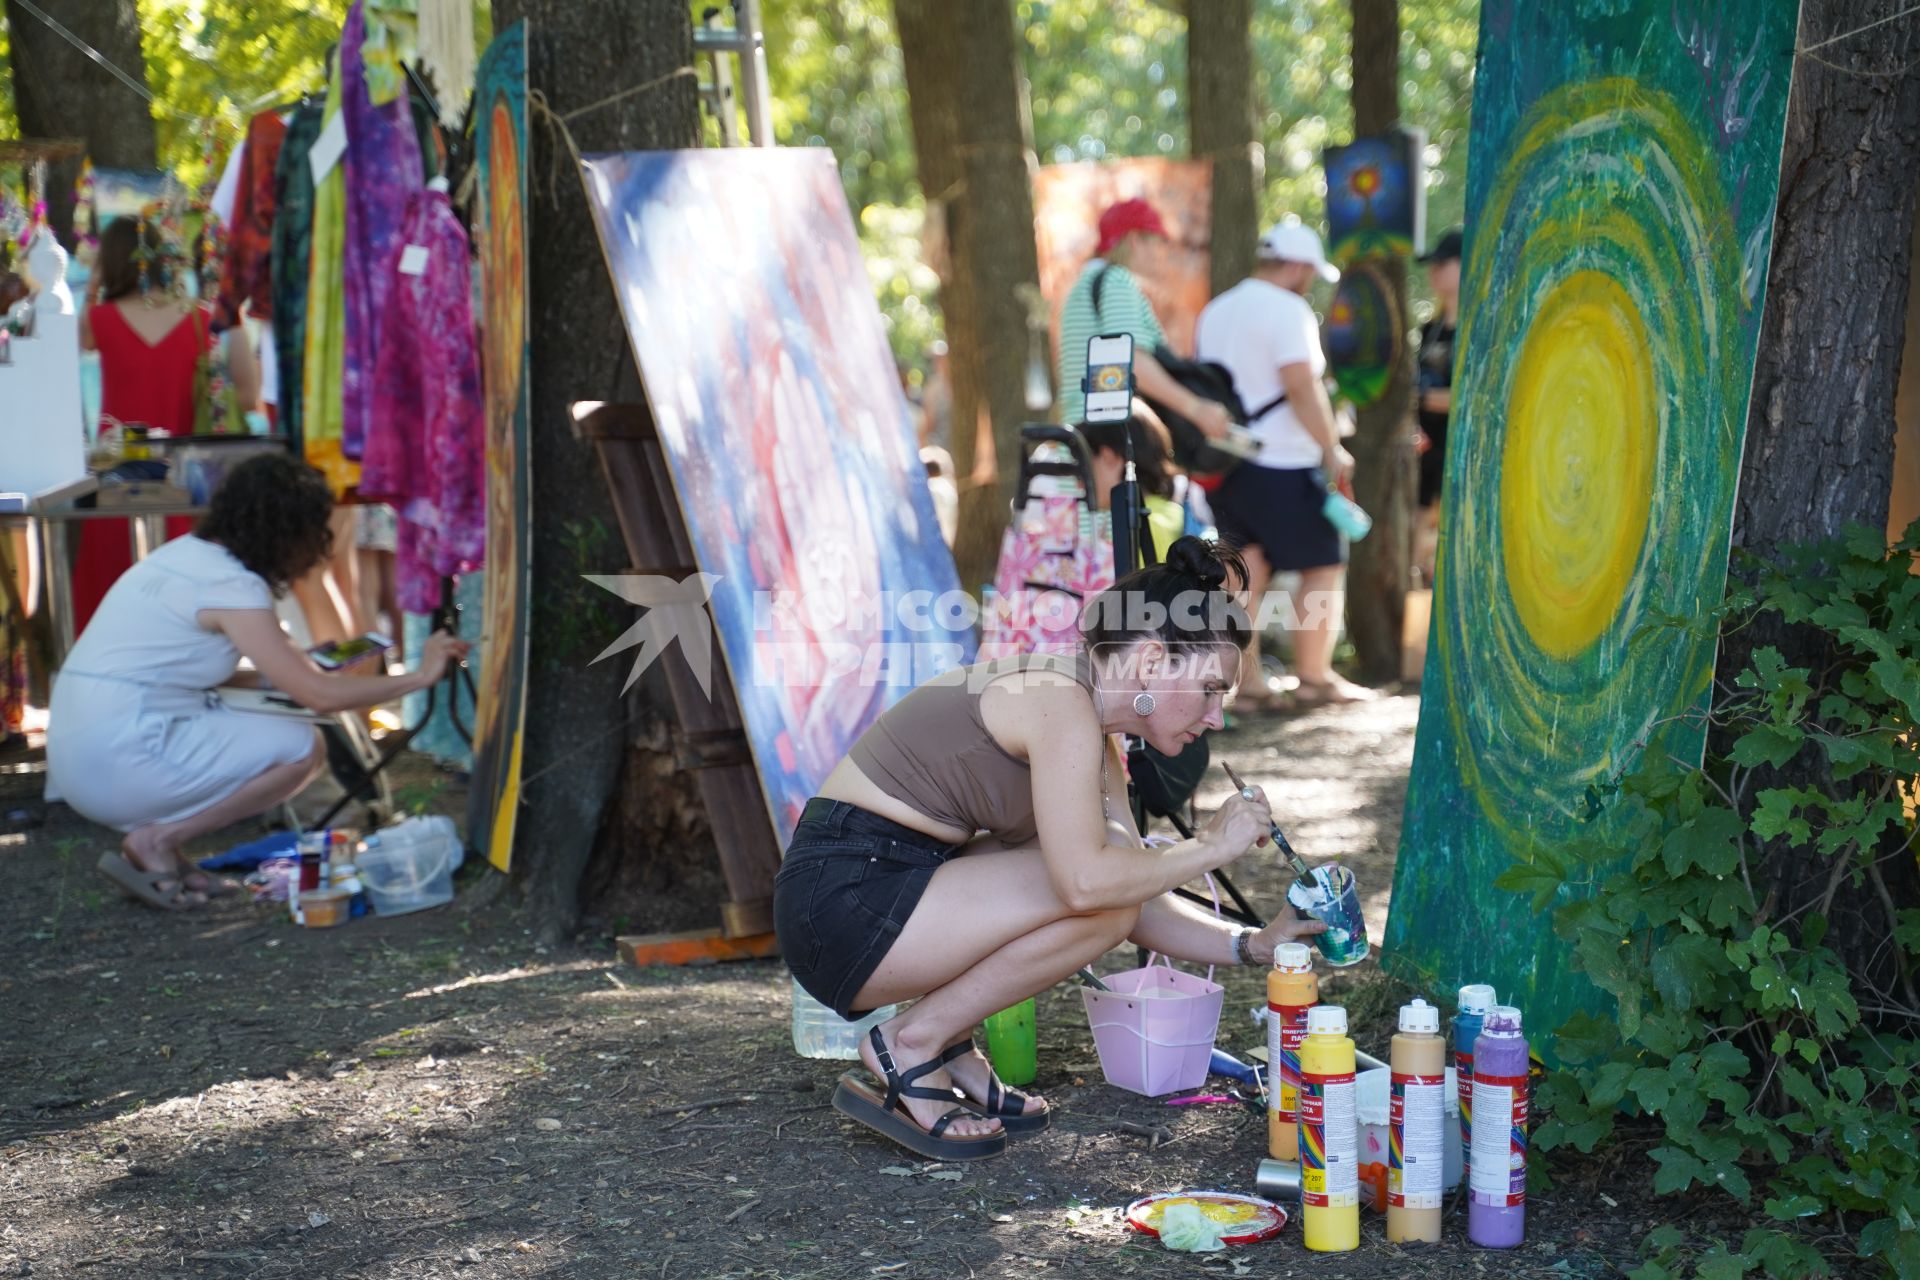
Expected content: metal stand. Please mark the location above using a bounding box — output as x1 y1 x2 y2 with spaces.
306 576 474 831
1101 414 1266 932
695 0 773 146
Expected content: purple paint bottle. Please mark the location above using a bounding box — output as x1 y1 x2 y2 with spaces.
1468 1005 1528 1248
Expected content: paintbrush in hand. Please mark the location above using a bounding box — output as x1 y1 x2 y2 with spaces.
1221 761 1315 885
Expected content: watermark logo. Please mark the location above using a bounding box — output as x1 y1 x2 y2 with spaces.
587 572 1340 699
585 573 721 696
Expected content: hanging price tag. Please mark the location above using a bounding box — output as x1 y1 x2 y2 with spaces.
398 245 430 276
309 112 348 184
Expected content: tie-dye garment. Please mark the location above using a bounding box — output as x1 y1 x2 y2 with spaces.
340 0 425 463
361 187 486 612
213 111 288 332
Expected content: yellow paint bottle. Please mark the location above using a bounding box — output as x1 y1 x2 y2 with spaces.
1299 1004 1360 1252
1265 942 1318 1161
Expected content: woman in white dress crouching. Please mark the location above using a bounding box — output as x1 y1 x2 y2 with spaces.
49 453 467 910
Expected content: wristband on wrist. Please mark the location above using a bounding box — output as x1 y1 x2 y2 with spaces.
1232 925 1257 966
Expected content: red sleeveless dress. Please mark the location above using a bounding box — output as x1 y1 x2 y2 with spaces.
73 303 210 630
91 302 208 434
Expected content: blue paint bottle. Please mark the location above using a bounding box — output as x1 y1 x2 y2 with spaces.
1453 983 1496 1186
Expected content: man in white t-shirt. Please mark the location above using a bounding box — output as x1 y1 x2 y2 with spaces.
1195 222 1374 706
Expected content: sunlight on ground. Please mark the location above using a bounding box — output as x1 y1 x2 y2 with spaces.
403 956 615 1000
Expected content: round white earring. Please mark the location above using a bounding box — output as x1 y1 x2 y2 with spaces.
1133 692 1157 717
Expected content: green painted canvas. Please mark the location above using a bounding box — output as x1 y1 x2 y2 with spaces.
1383 0 1801 1052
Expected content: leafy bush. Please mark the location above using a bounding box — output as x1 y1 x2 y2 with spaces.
1508 525 1920 1279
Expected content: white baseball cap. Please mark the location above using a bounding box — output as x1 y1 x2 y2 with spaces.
1257 222 1340 283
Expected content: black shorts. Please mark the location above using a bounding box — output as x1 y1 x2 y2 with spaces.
1210 464 1345 571
773 798 959 1018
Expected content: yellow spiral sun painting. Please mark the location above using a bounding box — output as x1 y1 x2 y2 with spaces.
1384 1 1800 1049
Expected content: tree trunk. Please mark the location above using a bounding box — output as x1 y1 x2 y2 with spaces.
896 0 1042 590
1343 0 1415 684
1188 0 1258 297
4 0 157 247
1718 0 1920 993
490 0 701 941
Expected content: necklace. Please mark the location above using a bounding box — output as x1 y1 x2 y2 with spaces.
1100 744 1112 826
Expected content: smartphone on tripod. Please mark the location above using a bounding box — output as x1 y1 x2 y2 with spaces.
1082 333 1135 424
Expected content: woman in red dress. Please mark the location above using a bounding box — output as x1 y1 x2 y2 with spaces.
71 218 261 630
82 216 259 439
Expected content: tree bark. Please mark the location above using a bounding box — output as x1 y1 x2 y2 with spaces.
4 0 157 247
1718 0 1920 993
896 0 1042 590
490 0 701 941
1343 0 1415 684
1187 0 1259 297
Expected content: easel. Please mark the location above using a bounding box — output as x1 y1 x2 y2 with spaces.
573 402 782 966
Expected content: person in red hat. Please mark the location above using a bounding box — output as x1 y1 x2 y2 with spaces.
1055 199 1233 440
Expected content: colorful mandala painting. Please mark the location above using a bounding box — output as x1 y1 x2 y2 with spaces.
1384 1 1801 1050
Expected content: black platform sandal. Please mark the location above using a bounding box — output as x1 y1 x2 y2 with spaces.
830 1028 1008 1161
939 1040 1051 1134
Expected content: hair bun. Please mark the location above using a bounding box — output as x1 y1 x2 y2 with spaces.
1166 536 1230 590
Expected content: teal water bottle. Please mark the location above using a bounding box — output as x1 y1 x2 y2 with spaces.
981 997 1038 1086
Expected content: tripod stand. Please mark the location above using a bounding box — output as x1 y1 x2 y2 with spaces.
1106 420 1264 929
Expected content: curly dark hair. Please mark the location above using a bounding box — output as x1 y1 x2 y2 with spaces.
195 452 334 594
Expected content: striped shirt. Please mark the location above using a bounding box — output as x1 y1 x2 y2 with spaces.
1055 260 1166 426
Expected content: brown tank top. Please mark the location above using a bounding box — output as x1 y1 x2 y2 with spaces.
846 651 1095 847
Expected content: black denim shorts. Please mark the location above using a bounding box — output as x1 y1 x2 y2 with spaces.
774 797 959 1019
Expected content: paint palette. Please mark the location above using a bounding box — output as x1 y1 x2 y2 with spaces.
1124 1191 1288 1245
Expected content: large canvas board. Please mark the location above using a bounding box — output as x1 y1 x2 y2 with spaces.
580 149 973 841
467 20 531 872
1384 1 1800 1045
1034 158 1211 361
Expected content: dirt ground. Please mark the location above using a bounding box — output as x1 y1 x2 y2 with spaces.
1 695 1727 1278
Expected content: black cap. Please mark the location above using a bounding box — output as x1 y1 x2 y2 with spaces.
1420 227 1464 264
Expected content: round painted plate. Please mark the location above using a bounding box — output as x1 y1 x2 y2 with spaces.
1124 1190 1288 1245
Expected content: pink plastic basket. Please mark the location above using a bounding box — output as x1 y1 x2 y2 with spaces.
1080 876 1225 1096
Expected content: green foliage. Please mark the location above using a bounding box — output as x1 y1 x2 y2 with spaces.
137 0 348 192
1516 525 1920 1279
4 1 479 193
0 20 15 145
1021 0 1190 164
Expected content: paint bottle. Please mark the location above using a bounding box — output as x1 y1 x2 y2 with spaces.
1265 942 1318 1161
1388 997 1446 1244
1453 983 1496 1185
1299 1004 1359 1253
1468 1006 1529 1248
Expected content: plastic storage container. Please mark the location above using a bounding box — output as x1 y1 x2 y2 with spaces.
355 815 463 916
1357 1065 1462 1207
789 977 898 1060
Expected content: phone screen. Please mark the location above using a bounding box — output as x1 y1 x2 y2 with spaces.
311 633 392 669
1083 333 1135 424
